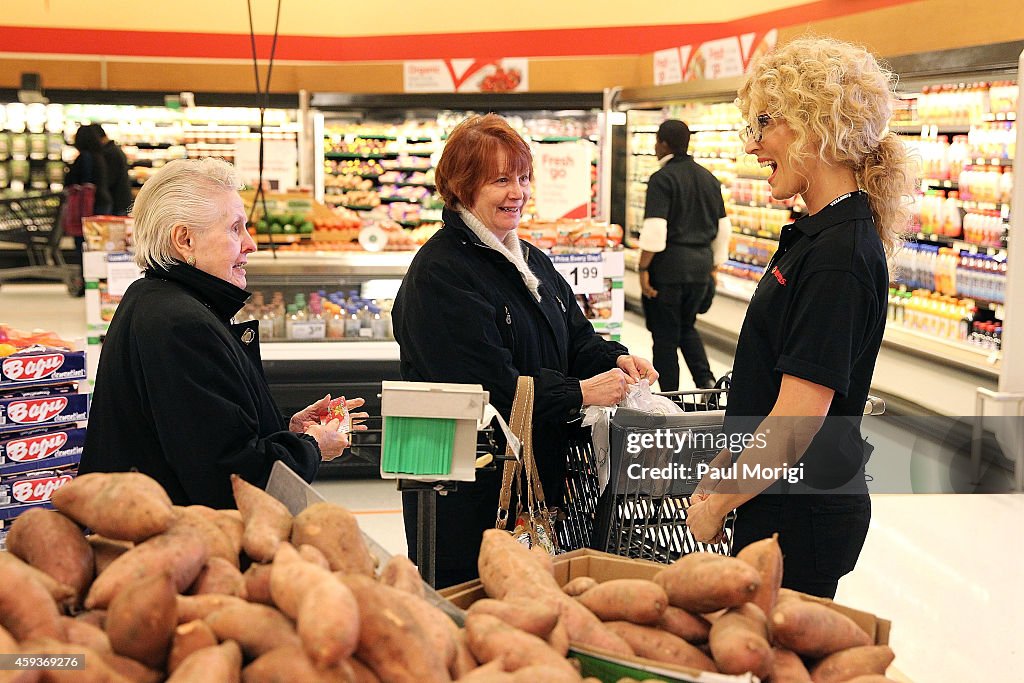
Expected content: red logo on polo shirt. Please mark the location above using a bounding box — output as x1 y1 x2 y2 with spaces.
772 266 787 286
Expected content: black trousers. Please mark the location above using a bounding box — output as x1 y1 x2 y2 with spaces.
642 281 714 392
730 493 872 599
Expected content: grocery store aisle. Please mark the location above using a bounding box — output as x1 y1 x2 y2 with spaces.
4 282 1023 681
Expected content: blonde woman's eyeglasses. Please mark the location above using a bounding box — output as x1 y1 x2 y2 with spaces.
740 113 774 143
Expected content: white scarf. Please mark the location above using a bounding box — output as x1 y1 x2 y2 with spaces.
458 206 541 301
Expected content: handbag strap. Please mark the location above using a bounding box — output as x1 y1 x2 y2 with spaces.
496 375 533 530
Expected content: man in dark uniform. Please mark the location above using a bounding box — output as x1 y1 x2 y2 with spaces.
638 119 726 391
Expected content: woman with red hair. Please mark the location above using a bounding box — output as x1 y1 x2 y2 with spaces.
393 114 656 587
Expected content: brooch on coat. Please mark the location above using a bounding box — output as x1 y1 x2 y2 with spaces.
241 328 256 345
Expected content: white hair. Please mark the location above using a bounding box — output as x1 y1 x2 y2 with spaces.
131 157 244 270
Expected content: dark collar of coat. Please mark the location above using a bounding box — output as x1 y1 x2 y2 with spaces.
145 262 251 321
440 206 530 259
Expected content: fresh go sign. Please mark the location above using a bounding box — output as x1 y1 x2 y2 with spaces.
654 29 778 85
532 143 590 221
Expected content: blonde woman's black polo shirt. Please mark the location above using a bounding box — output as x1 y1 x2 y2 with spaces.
725 191 888 489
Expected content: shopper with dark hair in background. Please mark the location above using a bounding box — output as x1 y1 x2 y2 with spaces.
88 123 133 216
638 119 725 392
685 37 916 599
65 123 112 216
393 113 657 588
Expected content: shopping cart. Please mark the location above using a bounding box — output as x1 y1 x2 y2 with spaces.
589 383 734 564
0 191 82 296
586 382 886 565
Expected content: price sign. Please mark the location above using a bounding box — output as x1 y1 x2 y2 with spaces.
549 253 604 295
106 260 144 297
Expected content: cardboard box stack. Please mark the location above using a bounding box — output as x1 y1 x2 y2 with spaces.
0 329 88 548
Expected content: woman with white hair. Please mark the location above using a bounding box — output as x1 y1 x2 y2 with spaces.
81 158 364 508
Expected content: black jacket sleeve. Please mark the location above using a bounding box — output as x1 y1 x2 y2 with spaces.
557 275 628 381
134 313 320 503
396 263 584 428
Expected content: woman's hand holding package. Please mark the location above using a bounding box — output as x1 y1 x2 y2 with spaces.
304 420 351 461
581 368 629 407
616 354 659 383
289 396 369 434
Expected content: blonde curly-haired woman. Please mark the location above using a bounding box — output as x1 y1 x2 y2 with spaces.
686 37 916 598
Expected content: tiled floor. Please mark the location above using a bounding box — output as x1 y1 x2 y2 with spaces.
3 282 1022 682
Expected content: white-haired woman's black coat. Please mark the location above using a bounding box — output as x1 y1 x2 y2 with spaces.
393 208 627 587
81 264 320 508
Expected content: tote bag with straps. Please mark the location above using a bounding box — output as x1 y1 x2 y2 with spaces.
494 375 559 555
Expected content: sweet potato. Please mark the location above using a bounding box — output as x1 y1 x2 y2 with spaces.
175 594 247 623
86 530 208 609
379 555 424 597
290 502 375 576
843 677 899 683
769 600 872 658
190 557 247 598
168 620 218 673
17 638 128 683
736 533 783 617
708 603 773 679
467 598 560 639
771 648 813 682
339 574 450 683
88 536 133 576
603 621 717 672
464 613 577 677
243 563 274 605
204 602 301 659
298 577 360 668
297 544 331 570
241 645 330 683
810 645 895 683
269 543 336 618
166 641 242 683
529 545 555 576
0 550 75 609
477 531 632 657
654 553 760 614
6 508 94 605
561 577 598 597
171 507 239 568
0 554 64 641
75 611 107 630
456 661 512 682
657 606 711 644
52 472 174 543
576 579 668 625
98 651 162 683
59 616 111 654
188 505 243 558
106 572 177 670
350 657 381 683
546 616 570 657
511 665 581 683
450 629 478 679
232 474 292 563
478 529 556 600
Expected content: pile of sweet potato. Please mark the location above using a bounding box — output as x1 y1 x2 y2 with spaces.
477 529 898 683
0 471 601 683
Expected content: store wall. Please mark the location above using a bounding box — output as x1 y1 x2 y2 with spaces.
1 0 1021 94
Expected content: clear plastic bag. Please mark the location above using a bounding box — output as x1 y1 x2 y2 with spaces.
621 379 684 415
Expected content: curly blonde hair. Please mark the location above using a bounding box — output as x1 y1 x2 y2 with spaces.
737 37 917 256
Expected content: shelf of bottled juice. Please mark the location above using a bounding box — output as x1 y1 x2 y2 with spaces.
887 288 1002 353
239 290 394 343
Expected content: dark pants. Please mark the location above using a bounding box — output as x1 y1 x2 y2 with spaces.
731 494 872 599
642 281 714 392
402 468 506 590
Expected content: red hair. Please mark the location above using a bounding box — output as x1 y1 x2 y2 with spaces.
435 114 533 209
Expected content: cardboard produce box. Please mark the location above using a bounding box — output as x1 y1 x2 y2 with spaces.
441 548 893 683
